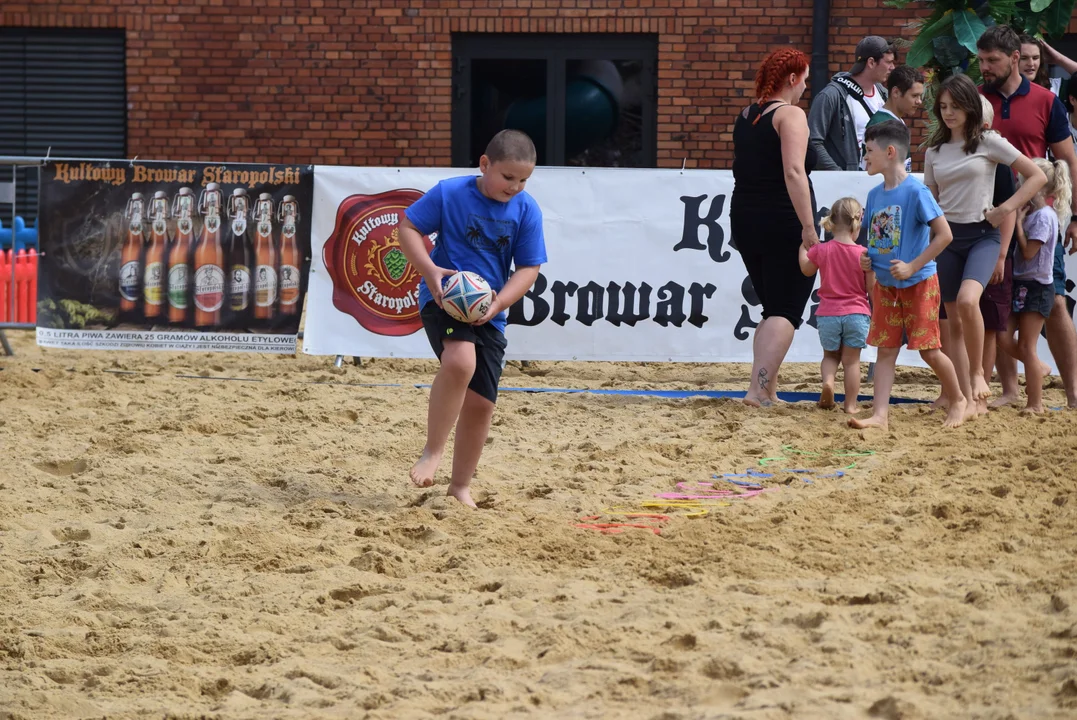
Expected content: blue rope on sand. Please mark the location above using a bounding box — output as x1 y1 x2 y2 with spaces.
308 381 928 405
485 387 929 405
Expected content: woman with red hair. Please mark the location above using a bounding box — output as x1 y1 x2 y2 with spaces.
731 47 819 407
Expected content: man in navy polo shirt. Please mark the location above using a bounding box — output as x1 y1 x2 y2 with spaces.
978 25 1077 408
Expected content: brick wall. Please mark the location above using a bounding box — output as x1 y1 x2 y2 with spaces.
1 0 956 169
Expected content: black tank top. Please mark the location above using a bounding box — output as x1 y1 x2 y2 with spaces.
732 101 817 199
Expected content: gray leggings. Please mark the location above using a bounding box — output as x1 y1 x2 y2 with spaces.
937 221 1001 303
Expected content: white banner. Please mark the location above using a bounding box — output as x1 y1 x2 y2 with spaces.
304 166 1076 373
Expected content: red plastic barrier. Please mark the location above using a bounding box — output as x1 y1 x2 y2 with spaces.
0 250 8 323
0 248 38 323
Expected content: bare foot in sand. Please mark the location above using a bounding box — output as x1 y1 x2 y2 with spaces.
944 397 968 428
986 389 1016 406
1020 404 1044 415
848 413 887 430
409 449 442 488
843 400 860 414
447 484 477 508
962 400 979 422
989 392 1019 409
972 374 992 401
818 384 836 410
929 393 949 414
742 394 774 408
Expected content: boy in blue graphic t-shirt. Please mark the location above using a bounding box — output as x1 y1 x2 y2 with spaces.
850 120 967 431
398 130 548 508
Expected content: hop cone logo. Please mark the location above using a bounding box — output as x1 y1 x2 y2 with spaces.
383 247 408 281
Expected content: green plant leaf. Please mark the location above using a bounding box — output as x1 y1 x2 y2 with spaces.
1031 0 1053 12
953 9 988 53
907 11 956 68
989 0 1018 23
933 34 968 68
1046 0 1077 36
1026 9 1048 35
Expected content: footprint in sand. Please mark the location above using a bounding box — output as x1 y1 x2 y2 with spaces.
34 459 89 477
51 527 91 543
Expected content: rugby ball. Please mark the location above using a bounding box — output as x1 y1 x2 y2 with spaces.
441 271 494 323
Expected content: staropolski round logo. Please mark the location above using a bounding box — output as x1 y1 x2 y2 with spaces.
323 190 435 336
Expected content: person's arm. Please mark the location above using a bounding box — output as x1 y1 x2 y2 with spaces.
890 215 952 281
799 243 818 276
775 106 821 248
399 215 452 307
864 268 875 297
473 265 541 326
993 210 1017 282
1044 43 1077 76
990 165 1018 285
1048 135 1077 251
924 150 941 201
986 153 1047 226
807 90 842 171
1013 207 1047 261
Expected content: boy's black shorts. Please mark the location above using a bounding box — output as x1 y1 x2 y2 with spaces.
421 301 507 404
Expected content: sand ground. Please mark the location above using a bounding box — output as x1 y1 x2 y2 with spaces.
1 328 1076 719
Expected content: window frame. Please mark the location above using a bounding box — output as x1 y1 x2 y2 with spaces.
451 33 658 168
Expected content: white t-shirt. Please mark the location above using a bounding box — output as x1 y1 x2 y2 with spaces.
861 108 913 172
848 85 886 166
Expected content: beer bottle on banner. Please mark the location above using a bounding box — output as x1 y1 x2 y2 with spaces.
252 193 277 321
119 192 145 317
143 191 169 322
277 194 301 316
226 188 252 325
168 187 195 325
193 183 226 328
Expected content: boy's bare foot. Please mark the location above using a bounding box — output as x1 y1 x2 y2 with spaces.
975 396 989 416
963 400 979 421
742 394 773 408
928 394 949 414
848 413 888 430
944 397 968 428
989 392 1019 409
409 449 442 488
818 384 836 410
447 484 477 508
972 374 992 401
1068 397 1077 409
843 401 860 414
1020 404 1045 415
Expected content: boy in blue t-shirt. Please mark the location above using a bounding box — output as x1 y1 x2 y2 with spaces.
850 120 967 430
398 130 547 508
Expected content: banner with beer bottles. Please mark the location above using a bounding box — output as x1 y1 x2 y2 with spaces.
35 160 313 353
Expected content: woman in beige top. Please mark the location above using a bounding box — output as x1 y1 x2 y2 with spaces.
924 73 1046 418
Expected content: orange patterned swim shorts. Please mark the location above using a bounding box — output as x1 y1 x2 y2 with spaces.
866 274 942 351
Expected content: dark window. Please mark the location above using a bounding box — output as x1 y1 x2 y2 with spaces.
0 28 127 228
452 34 657 168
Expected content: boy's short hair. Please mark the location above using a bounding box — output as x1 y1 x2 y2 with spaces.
887 65 924 94
864 119 911 158
977 25 1021 56
484 130 537 165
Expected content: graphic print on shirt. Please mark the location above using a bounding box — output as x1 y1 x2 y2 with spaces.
869 205 902 255
464 214 515 257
